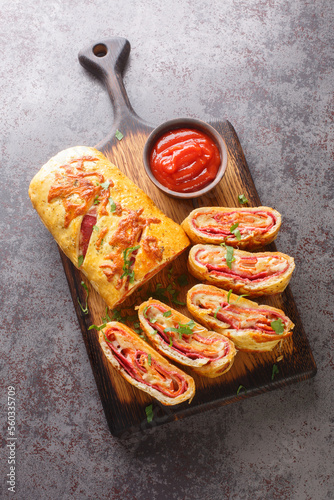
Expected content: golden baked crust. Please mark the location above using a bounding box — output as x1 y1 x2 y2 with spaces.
29 146 190 308
188 244 295 296
98 322 195 405
181 206 281 249
138 299 236 378
187 284 294 352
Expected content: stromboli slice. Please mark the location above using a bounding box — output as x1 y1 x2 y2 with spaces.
28 146 190 308
181 206 281 249
187 284 294 352
138 299 236 378
98 322 195 405
188 244 295 296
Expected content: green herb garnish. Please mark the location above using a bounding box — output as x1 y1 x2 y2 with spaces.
167 266 174 280
78 255 84 267
93 225 99 232
164 320 195 340
225 244 235 269
177 274 189 287
230 222 241 241
169 336 173 347
214 305 221 319
270 318 284 335
148 354 152 366
93 195 99 205
88 323 107 331
101 181 110 190
108 197 116 213
102 307 111 323
227 289 233 303
163 310 172 317
112 309 125 323
115 129 124 141
237 384 247 395
238 194 248 205
234 294 249 303
271 364 279 380
145 404 153 423
78 281 89 314
121 245 140 283
143 306 149 318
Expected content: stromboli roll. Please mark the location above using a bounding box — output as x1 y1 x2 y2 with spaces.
28 146 189 308
138 299 236 378
188 244 295 296
187 284 294 352
181 206 281 249
98 322 195 405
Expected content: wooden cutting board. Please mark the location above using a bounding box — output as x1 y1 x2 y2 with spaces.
58 37 317 437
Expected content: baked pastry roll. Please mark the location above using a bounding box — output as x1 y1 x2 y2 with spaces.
188 244 295 296
138 299 236 378
187 284 294 352
98 322 195 405
29 146 190 308
181 206 281 249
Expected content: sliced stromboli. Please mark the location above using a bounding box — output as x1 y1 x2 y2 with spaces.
29 146 190 308
187 284 294 352
138 299 236 378
188 244 295 296
98 322 195 405
181 206 281 249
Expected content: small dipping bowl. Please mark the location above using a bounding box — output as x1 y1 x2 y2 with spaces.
143 118 228 199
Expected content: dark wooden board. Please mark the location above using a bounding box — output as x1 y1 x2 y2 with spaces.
57 37 318 437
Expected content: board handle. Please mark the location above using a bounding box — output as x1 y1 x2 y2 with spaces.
78 37 140 129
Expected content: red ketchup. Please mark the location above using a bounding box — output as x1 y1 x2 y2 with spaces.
150 128 221 193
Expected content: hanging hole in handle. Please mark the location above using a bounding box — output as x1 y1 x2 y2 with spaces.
93 43 108 57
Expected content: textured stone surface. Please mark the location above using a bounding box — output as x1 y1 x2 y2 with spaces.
1 1 333 499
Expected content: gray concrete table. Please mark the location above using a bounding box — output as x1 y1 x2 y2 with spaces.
1 1 333 499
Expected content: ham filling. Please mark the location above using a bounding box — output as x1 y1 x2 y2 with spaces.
145 303 229 362
195 248 289 283
192 210 276 239
192 292 288 335
104 328 188 398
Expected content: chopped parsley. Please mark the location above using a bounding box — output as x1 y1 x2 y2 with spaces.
101 181 110 190
224 244 235 269
93 195 99 205
93 225 99 232
148 354 152 366
109 197 116 213
271 364 279 380
102 307 111 323
111 308 125 323
143 306 149 318
230 222 241 241
145 404 153 423
237 384 247 395
164 320 195 340
163 310 172 317
234 294 249 303
167 266 174 280
214 305 221 319
177 274 189 287
115 129 124 141
88 323 107 331
121 245 140 283
77 281 89 314
238 194 248 205
270 318 284 335
227 289 233 303
78 255 84 267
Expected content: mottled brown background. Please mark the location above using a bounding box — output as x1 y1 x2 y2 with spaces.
1 1 333 499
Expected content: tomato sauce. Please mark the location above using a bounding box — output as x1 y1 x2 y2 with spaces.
150 128 220 193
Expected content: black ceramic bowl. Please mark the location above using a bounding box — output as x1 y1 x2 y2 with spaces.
143 118 228 199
